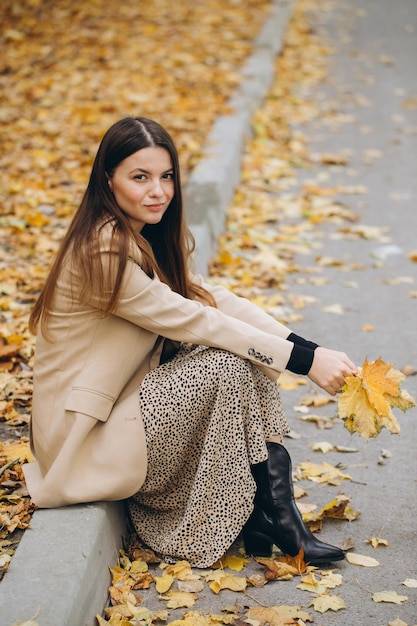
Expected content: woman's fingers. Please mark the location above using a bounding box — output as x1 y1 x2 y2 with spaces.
308 347 357 395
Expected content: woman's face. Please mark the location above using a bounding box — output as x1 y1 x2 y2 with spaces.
108 146 175 232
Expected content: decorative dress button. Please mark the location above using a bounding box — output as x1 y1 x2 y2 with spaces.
248 348 255 356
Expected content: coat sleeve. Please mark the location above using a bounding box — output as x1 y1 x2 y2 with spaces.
84 253 295 378
191 274 295 339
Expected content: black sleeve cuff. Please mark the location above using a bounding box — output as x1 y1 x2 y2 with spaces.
287 332 319 351
286 343 315 375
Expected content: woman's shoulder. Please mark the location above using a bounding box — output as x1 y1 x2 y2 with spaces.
96 219 142 263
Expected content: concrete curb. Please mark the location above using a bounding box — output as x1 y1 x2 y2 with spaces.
0 502 128 626
0 2 295 625
186 0 295 274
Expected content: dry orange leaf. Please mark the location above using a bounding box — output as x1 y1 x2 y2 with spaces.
338 358 415 439
255 557 299 581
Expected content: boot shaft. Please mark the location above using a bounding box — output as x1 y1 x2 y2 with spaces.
251 443 295 511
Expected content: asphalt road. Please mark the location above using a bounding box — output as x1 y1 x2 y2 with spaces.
142 1 417 624
262 1 417 623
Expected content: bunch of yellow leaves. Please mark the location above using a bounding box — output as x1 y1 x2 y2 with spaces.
337 358 415 440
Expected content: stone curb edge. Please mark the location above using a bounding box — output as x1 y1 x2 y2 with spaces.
0 2 295 625
186 0 295 275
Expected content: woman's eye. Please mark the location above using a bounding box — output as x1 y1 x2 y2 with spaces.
162 173 174 180
134 174 146 181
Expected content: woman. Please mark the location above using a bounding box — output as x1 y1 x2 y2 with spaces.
25 116 357 568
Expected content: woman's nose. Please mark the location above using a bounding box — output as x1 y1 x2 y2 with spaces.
149 179 164 197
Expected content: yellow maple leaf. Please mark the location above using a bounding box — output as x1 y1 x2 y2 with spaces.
160 589 197 609
310 593 346 613
212 553 249 571
372 590 408 604
297 461 351 485
297 571 327 594
337 358 415 439
164 560 194 580
0 439 34 464
208 572 247 594
154 573 174 593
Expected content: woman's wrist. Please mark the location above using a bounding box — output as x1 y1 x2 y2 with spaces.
287 332 319 351
285 332 319 375
286 343 315 375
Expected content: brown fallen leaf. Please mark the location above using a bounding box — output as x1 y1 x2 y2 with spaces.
303 494 360 526
255 557 299 580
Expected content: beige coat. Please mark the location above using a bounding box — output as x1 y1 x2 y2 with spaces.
24 227 296 508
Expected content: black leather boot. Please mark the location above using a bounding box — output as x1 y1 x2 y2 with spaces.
243 442 345 565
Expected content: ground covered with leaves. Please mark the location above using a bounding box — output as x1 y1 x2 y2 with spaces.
0 0 273 582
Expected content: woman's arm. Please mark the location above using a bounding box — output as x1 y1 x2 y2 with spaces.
192 275 356 395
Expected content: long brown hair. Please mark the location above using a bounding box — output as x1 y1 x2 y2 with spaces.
29 116 215 337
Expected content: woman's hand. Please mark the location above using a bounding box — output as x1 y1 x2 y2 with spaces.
308 347 357 396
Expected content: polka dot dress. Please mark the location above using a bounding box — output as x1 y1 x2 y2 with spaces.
128 344 289 568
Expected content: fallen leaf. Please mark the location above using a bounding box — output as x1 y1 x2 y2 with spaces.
297 571 327 594
311 441 334 453
212 554 249 571
333 445 358 453
310 594 346 613
297 461 352 485
245 604 314 625
366 536 389 548
160 590 198 608
208 571 247 594
255 557 299 581
154 573 174 593
338 358 415 439
402 578 417 588
372 590 408 604
303 494 360 524
346 552 379 567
